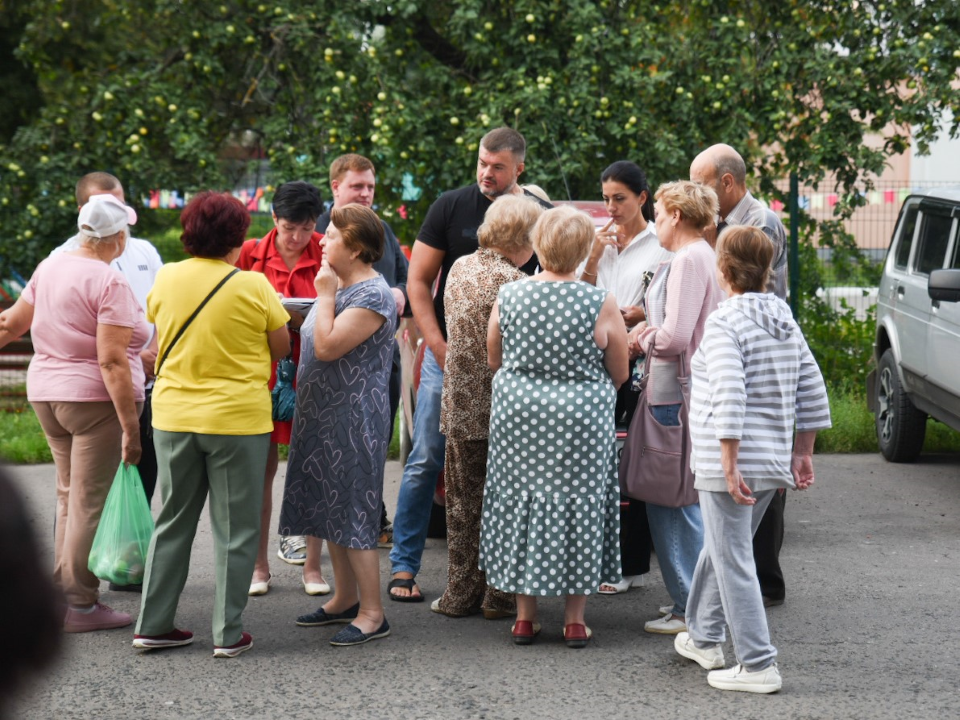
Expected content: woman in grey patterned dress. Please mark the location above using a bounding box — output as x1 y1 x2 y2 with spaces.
479 205 629 648
279 204 397 647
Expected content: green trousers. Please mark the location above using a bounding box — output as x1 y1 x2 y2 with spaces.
136 430 269 646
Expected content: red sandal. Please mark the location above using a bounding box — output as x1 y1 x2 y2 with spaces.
511 620 542 645
563 623 593 649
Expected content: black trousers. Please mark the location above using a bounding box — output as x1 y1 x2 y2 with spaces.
753 489 786 600
137 388 158 504
616 383 652 577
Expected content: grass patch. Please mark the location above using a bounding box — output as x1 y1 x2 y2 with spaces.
0 407 52 463
816 384 960 454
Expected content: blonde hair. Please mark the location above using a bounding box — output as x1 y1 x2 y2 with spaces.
655 180 719 233
716 226 773 293
521 184 551 203
532 205 594 274
477 196 544 255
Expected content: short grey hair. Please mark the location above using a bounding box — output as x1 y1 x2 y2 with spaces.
714 151 746 186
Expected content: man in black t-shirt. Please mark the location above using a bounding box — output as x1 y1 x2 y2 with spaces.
388 128 550 602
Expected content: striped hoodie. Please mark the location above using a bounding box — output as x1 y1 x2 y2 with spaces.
689 293 831 492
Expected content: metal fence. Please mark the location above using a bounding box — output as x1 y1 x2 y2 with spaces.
768 179 960 320
0 300 29 409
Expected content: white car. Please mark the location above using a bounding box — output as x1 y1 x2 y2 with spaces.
867 187 960 461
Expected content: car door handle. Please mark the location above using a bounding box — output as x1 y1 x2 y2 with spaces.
896 284 905 297
932 299 940 309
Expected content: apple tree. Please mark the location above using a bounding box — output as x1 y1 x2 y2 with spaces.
1 0 958 278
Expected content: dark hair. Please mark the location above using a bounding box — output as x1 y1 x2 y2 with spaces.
480 127 526 162
716 226 773 293
180 191 251 258
75 171 122 206
0 467 61 701
601 161 654 222
330 204 384 264
271 181 323 224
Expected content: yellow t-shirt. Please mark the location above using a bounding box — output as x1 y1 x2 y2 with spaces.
147 258 290 435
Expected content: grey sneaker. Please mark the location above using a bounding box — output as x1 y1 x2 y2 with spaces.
674 632 724 669
644 613 686 635
277 536 307 565
707 663 782 694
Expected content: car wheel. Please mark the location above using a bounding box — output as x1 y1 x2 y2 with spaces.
875 348 927 462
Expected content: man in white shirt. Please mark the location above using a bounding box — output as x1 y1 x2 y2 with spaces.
51 173 162 592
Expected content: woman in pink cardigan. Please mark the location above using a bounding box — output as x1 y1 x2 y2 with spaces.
626 180 726 636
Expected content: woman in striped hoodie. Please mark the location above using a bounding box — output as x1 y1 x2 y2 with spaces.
673 226 831 694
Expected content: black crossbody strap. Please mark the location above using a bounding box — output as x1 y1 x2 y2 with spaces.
156 268 240 376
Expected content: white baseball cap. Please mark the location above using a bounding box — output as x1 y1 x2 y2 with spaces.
78 193 138 239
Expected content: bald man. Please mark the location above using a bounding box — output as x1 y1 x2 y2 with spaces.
690 144 787 299
689 144 789 608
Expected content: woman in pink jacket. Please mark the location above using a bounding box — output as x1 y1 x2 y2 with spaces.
626 181 725 637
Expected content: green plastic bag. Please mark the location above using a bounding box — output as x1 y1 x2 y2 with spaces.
88 464 155 585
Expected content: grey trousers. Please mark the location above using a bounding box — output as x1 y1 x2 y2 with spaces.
686 488 778 672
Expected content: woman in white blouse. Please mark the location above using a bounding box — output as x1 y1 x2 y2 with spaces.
579 160 672 596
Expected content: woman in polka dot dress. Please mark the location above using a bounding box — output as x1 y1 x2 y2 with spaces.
479 205 629 648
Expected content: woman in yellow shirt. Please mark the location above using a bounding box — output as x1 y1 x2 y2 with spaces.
133 192 290 658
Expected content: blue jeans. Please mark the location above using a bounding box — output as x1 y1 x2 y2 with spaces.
389 347 446 576
645 402 703 617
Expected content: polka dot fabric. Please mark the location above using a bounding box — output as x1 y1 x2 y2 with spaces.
479 280 621 596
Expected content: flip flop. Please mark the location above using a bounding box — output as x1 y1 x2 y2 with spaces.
388 577 424 603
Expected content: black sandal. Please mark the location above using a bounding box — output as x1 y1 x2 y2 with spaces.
388 577 424 603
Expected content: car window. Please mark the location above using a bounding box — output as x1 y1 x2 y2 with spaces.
894 203 919 270
950 225 960 270
914 211 954 276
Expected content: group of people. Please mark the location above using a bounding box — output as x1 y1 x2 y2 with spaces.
0 161 405 654
385 128 829 694
0 126 831 693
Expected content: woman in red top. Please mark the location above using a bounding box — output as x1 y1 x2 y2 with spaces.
237 181 329 597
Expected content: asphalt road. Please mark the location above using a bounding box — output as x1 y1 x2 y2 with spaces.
5 452 960 720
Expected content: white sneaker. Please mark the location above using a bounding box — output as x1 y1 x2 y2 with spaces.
707 663 782 694
644 613 686 635
658 604 673 617
674 632 724 669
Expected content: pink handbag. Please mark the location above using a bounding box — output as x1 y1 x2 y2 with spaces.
618 348 699 508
